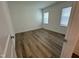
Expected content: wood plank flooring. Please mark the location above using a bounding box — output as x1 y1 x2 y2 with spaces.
15 28 65 58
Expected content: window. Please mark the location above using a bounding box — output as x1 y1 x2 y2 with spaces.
43 12 49 24
60 7 72 27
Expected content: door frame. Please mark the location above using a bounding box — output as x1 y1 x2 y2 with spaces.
0 1 16 58
61 2 79 58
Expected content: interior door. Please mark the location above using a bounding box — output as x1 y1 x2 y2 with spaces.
0 1 16 58
61 2 79 58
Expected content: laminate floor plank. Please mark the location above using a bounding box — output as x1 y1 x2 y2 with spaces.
34 30 62 51
33 31 60 57
15 28 65 58
33 30 61 54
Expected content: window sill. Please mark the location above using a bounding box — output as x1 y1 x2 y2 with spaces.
60 25 67 27
43 24 48 25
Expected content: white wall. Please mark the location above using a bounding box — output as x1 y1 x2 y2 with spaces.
0 2 15 57
0 2 10 55
8 2 42 33
74 39 79 56
42 2 73 34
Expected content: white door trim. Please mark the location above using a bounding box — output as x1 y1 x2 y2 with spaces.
61 2 79 57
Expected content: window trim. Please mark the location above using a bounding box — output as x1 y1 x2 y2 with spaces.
59 6 72 27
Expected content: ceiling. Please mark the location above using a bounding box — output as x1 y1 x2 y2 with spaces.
8 1 57 9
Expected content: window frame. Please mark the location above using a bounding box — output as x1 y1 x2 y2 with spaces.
43 12 49 25
59 6 72 27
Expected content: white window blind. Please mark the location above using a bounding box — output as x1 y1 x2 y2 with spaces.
60 7 72 26
43 12 49 24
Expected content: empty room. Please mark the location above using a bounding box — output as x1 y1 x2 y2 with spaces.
0 1 79 58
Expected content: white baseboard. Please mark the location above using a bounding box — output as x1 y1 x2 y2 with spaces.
43 27 65 35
